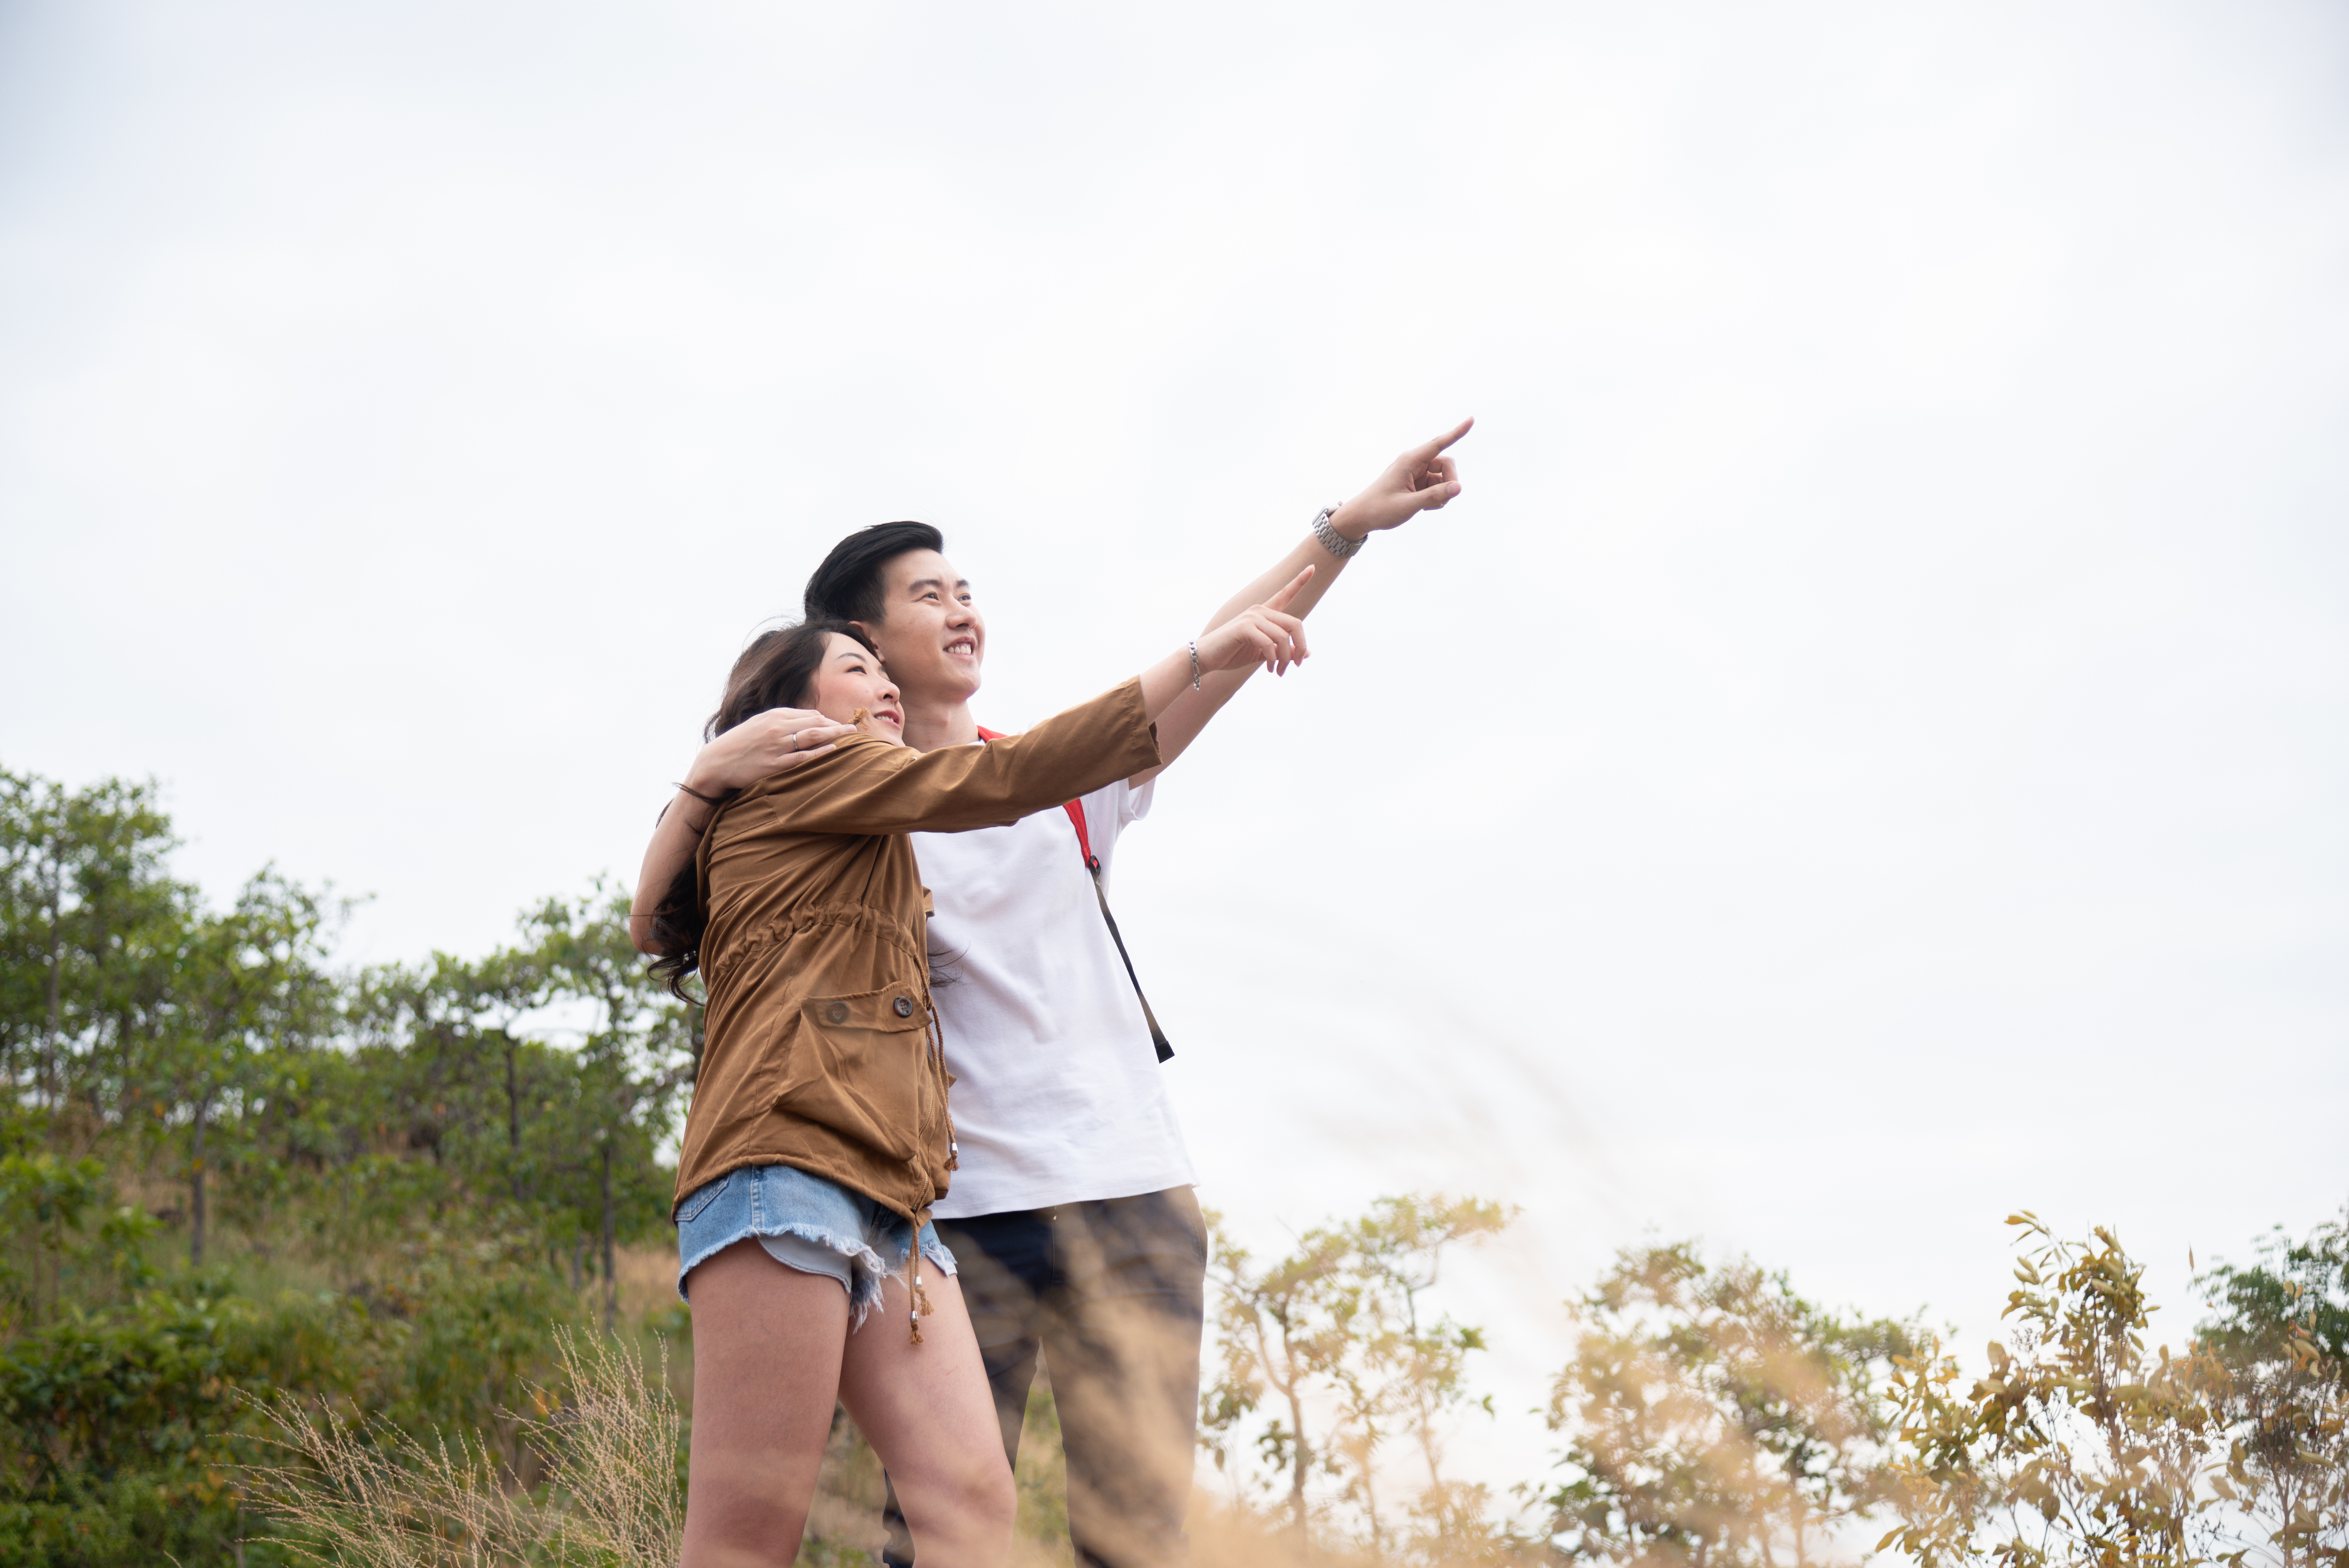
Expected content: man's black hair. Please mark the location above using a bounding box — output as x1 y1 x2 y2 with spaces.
802 521 945 625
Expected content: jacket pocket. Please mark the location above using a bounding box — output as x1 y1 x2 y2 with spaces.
775 983 930 1165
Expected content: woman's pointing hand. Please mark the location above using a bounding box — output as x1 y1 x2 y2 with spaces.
1195 565 1314 677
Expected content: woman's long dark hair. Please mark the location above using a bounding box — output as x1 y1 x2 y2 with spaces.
646 619 878 998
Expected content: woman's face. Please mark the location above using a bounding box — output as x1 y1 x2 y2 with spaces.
807 633 904 744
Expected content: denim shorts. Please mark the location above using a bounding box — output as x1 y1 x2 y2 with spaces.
674 1163 955 1327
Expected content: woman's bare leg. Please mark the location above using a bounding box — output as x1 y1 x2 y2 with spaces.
839 1268 1018 1568
679 1240 854 1568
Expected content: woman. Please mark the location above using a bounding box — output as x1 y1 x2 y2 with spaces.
645 574 1312 1568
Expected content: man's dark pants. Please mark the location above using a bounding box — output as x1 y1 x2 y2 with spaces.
882 1187 1207 1568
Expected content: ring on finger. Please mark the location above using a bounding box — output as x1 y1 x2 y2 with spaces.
788 731 801 749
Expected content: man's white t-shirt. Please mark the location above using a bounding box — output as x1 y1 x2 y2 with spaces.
912 774 1196 1220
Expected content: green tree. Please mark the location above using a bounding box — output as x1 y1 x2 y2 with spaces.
1203 1210 1361 1541
1335 1195 1513 1557
520 884 697 1331
0 770 709 1562
2195 1209 2349 1568
0 1140 154 1337
1881 1215 2230 1568
1202 1195 1515 1560
0 770 193 1137
144 871 342 1266
1538 1240 1918 1568
320 884 693 1320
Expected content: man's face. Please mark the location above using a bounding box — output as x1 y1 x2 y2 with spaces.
859 549 984 709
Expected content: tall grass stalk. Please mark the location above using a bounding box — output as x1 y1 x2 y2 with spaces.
518 1330 686 1566
252 1401 538 1567
252 1330 683 1567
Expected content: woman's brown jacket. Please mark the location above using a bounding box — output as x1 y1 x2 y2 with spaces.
673 678 1161 1224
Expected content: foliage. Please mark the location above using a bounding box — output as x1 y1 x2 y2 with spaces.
1334 1195 1518 1557
1199 1214 2345 1568
2195 1210 2349 1568
0 1144 154 1335
1881 1214 2233 1568
1535 1240 1920 1568
9 766 2349 1568
1202 1194 1519 1560
1013 1379 1074 1561
0 768 693 1563
0 1274 381 1566
254 1330 683 1568
0 768 693 1291
1203 1208 1358 1535
0 773 187 1138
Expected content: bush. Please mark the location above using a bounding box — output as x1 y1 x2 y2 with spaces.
0 1278 381 1566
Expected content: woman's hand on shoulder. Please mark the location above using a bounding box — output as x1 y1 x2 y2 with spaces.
684 709 859 793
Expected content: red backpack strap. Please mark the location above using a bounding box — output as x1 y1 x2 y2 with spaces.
1061 799 1096 869
971 724 1169 1059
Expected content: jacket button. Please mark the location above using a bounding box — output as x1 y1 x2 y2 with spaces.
825 1001 849 1025
893 996 914 1018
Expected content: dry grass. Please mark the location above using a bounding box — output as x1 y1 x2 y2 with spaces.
519 1330 686 1564
252 1329 683 1567
606 1242 683 1327
250 1312 1527 1568
250 1328 1536 1568
799 1409 889 1563
1184 1503 1554 1568
797 1376 1076 1565
251 1401 536 1568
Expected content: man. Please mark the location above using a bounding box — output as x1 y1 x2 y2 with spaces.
631 419 1469 1565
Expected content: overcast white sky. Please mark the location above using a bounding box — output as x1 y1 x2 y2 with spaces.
4 0 2346 1497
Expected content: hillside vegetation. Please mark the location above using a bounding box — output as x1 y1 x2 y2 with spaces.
2 768 2342 1566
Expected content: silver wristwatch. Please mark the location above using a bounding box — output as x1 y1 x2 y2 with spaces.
1311 505 1362 559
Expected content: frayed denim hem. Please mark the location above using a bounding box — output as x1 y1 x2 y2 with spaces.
878 1229 961 1327
677 1215 877 1299
676 1215 957 1330
673 1164 957 1324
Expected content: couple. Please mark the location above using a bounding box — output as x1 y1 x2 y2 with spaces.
631 419 1470 1568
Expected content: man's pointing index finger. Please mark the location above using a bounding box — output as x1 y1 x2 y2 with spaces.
1408 417 1475 463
